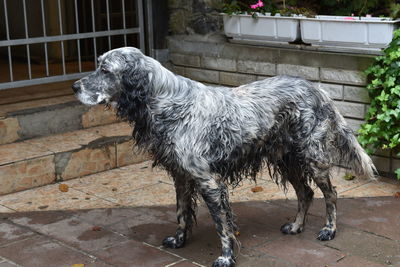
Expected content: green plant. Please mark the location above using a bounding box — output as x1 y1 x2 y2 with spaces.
358 29 400 179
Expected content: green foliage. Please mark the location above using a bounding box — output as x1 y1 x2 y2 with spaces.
358 29 400 179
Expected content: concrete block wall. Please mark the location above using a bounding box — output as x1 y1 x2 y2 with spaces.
167 34 397 176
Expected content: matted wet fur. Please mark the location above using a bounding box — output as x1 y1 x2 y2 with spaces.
72 47 377 267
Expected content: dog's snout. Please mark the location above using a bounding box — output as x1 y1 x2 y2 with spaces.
72 82 80 93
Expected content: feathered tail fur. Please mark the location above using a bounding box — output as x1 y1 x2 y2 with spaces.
333 112 377 179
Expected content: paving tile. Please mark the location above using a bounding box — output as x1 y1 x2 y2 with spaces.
339 181 399 198
105 182 176 207
256 237 345 267
76 206 175 231
88 122 132 137
66 161 172 198
82 105 119 128
59 145 117 180
333 256 385 267
167 260 204 267
0 95 77 116
236 251 294 267
335 197 400 241
10 215 128 253
0 117 20 145
92 240 180 267
116 141 151 167
0 222 35 246
25 127 103 154
0 155 56 195
326 226 400 265
230 181 296 202
0 261 18 267
0 184 117 212
0 206 13 213
0 235 111 267
0 141 52 166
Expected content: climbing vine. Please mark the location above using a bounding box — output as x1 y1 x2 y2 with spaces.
358 29 400 179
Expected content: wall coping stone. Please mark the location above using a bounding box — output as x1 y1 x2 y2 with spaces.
167 34 375 72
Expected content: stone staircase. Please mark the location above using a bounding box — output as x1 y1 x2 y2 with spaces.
0 84 149 195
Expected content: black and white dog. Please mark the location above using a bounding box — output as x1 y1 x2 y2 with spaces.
72 47 376 267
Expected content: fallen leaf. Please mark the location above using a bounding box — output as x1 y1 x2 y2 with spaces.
394 192 400 198
59 184 69 192
71 264 85 267
251 186 263 193
343 173 355 181
92 226 102 231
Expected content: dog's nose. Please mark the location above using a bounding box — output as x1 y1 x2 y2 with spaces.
72 82 80 93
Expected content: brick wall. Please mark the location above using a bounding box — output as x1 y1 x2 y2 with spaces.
166 34 399 176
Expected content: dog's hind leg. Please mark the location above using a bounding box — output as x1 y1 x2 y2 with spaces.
163 174 197 249
280 175 314 235
311 163 337 241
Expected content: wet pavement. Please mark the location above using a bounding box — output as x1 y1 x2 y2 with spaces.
0 161 399 267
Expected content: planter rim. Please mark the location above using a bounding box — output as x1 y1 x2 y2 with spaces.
300 15 400 24
221 13 303 19
222 13 400 23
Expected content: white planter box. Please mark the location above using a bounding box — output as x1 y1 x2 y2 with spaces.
300 16 400 50
223 14 301 44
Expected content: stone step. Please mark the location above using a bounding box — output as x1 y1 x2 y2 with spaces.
0 95 120 145
0 122 150 195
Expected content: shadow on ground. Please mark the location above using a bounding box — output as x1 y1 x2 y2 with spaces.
0 197 399 267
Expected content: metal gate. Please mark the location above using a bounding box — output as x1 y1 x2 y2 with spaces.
0 0 148 90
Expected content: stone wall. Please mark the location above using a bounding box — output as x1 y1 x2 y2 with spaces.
168 0 223 35
166 34 399 176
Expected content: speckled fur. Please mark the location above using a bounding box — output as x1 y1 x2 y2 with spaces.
73 47 377 267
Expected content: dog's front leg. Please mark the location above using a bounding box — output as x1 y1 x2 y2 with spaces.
163 175 196 249
198 178 236 267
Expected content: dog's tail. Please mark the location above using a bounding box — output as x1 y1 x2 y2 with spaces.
332 111 377 179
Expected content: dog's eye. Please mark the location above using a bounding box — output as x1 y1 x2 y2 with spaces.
101 68 109 74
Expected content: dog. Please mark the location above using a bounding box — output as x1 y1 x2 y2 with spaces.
72 47 376 267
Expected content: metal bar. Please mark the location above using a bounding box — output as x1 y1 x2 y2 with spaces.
58 0 66 75
106 0 111 49
137 0 145 51
74 0 82 73
40 0 49 76
91 0 97 68
3 0 13 81
22 0 32 79
0 72 92 90
146 0 154 57
0 29 140 47
122 0 127 46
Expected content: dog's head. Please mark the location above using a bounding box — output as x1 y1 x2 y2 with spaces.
72 47 149 106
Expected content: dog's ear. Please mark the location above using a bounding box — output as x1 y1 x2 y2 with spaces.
121 61 150 93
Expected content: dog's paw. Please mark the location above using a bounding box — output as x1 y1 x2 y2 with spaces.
280 222 303 235
212 256 235 267
162 236 185 249
316 228 336 241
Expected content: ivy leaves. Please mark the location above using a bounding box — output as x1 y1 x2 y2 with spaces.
358 29 400 179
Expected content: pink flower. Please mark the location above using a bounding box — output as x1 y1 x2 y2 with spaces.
250 0 264 9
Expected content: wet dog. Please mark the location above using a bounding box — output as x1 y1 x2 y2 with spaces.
72 47 376 267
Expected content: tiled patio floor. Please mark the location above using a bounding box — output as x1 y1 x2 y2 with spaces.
0 161 399 266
